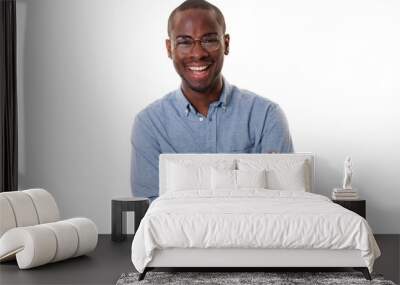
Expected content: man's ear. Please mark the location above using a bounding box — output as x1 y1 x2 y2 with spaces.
166 39 172 59
223 34 230 55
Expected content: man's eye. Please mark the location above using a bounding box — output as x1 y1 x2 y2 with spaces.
202 38 219 43
176 40 193 46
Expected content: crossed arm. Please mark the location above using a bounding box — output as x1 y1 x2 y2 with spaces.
130 105 293 199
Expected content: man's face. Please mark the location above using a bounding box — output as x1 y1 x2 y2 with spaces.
166 9 229 93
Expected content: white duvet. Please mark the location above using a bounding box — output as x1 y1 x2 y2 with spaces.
131 190 380 273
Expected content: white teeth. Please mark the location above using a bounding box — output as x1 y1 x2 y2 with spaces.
188 66 208 71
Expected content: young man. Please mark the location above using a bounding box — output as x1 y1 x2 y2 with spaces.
131 0 294 201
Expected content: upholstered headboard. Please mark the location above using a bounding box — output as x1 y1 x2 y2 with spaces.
159 153 314 196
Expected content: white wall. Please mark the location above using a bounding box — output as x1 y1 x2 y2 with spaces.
17 0 400 234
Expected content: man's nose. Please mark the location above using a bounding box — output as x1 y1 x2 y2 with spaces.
191 40 209 58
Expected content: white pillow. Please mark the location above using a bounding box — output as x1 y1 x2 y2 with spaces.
211 168 268 190
166 160 235 192
267 162 306 191
167 163 209 191
237 169 267 189
238 159 309 192
211 168 236 190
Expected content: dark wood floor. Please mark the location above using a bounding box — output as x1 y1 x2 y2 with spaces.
0 234 398 285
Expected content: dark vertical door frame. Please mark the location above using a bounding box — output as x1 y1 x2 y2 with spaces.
0 0 18 192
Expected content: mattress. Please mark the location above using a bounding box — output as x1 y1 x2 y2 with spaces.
131 190 381 273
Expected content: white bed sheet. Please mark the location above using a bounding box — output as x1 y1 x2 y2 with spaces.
131 190 380 273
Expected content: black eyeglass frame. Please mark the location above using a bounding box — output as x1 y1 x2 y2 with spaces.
171 34 227 54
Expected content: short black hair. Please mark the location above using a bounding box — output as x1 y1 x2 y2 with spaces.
167 0 226 37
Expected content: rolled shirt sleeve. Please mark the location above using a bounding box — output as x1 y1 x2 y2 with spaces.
260 104 294 153
130 112 161 199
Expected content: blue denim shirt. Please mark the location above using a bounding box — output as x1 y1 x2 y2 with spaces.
131 78 294 200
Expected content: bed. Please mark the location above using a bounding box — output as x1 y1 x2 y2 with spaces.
131 153 381 281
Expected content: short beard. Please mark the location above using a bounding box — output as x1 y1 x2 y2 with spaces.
182 76 220 94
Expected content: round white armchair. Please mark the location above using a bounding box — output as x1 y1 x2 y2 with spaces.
0 189 98 269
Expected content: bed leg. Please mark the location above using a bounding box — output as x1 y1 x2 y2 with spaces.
354 267 371 280
138 268 148 281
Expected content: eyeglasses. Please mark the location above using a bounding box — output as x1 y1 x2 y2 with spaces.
173 35 222 54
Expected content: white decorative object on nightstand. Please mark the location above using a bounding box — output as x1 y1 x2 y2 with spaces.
342 156 353 190
332 156 359 200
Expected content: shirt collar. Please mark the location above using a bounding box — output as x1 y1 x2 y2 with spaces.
175 77 233 117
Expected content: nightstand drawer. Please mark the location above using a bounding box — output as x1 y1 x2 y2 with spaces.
332 200 366 219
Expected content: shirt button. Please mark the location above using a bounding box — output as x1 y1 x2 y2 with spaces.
199 117 204 121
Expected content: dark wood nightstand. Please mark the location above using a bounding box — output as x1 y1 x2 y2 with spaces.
111 197 149 241
332 199 366 219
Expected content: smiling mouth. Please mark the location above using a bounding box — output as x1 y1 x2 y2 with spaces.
186 64 212 78
188 65 209 71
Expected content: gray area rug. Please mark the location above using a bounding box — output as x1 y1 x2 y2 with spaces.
116 271 396 285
